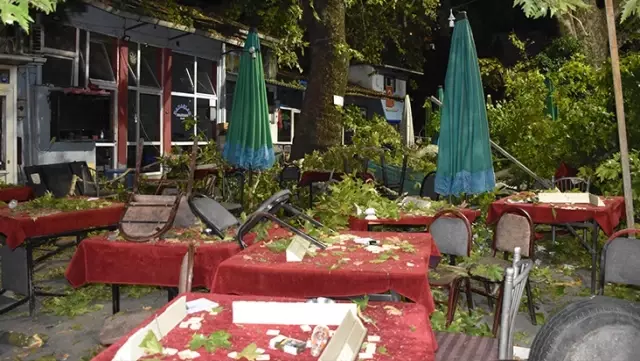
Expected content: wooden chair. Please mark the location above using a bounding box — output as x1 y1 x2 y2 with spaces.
435 255 533 361
599 228 640 295
427 209 474 326
467 208 537 336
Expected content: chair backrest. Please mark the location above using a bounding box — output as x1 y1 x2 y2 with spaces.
222 170 245 207
40 162 76 198
499 258 534 360
427 209 472 258
420 171 439 200
601 229 640 290
493 208 534 258
69 161 99 196
553 176 590 193
188 195 241 238
23 165 48 197
379 152 408 194
279 165 301 188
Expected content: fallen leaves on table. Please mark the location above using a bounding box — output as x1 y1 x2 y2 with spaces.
378 345 388 355
369 252 399 263
210 306 224 315
265 238 292 253
139 330 163 355
189 330 232 353
383 305 403 316
237 343 261 360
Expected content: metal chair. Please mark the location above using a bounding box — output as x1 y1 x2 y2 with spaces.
379 151 408 197
435 253 533 361
468 208 537 335
420 171 439 200
599 228 640 295
552 176 590 192
428 209 474 326
550 177 591 244
279 164 301 189
498 257 534 360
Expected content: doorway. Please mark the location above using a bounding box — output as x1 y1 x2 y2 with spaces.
0 66 17 184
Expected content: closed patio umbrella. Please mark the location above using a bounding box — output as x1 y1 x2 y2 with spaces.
435 12 495 196
222 29 275 170
400 94 415 147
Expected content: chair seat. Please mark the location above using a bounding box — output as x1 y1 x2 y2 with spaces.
429 265 468 287
221 202 243 213
435 332 499 361
467 257 511 282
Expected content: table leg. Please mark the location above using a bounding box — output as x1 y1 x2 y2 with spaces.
112 285 120 314
590 223 600 295
26 243 36 317
167 288 178 302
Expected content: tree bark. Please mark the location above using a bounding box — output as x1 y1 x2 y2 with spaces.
290 0 348 159
558 0 609 64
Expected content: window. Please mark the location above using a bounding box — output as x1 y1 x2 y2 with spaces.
42 56 74 87
128 92 161 142
89 33 116 82
384 76 396 93
49 92 112 141
43 21 77 53
171 53 217 144
172 53 195 94
128 42 163 172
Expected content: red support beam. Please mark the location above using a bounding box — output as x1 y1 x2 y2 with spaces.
162 48 172 153
116 40 129 168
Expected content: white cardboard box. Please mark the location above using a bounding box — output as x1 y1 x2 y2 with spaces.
232 301 357 326
538 192 604 207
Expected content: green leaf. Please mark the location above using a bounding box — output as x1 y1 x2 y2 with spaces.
211 306 224 314
189 334 208 351
189 330 232 353
352 295 369 312
378 345 388 355
139 330 163 355
621 0 640 21
237 343 261 360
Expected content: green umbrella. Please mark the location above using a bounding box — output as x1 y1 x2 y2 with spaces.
222 29 275 170
545 77 558 120
435 12 495 196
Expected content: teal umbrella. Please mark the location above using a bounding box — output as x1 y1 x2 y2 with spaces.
222 29 275 170
435 12 495 196
545 77 558 120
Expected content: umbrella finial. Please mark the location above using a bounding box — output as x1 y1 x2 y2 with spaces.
448 9 455 28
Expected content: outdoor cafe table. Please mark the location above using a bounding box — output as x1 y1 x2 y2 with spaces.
0 202 124 316
487 195 625 294
92 293 437 361
0 185 33 203
211 231 441 316
349 208 481 232
65 236 241 313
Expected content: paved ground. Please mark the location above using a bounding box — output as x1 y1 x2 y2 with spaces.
0 232 632 361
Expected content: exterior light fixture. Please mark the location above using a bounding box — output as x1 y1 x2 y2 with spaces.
448 9 455 28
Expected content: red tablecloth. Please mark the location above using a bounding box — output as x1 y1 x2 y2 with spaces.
92 293 436 361
211 231 439 316
65 237 240 288
349 208 481 231
487 196 625 235
0 186 33 203
299 171 374 187
0 204 125 249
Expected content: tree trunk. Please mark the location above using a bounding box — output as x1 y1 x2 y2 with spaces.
290 0 348 159
558 0 609 64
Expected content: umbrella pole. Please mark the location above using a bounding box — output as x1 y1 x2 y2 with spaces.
605 0 635 233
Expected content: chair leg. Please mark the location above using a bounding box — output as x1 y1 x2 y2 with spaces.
525 279 537 325
551 225 556 246
445 282 461 327
464 278 474 311
492 285 504 337
484 281 494 309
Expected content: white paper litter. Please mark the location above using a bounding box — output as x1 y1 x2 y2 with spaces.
227 351 238 359
178 349 201 360
406 262 415 267
178 322 189 329
365 342 376 355
189 323 201 330
186 299 220 314
256 355 270 361
163 348 179 356
266 329 280 336
256 348 265 354
300 325 312 332
367 335 380 342
354 237 374 245
358 353 373 359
